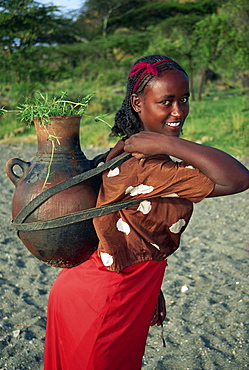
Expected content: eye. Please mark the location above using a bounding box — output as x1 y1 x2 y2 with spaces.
161 100 171 106
181 97 189 103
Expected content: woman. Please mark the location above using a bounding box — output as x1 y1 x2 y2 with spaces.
44 55 249 370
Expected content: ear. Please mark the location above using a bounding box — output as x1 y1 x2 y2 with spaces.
130 94 142 113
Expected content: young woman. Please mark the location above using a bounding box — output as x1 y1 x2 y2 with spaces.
44 55 249 370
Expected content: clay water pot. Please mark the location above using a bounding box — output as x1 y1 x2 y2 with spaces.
6 116 99 268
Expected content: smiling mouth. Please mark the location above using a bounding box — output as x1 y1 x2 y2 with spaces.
165 121 181 127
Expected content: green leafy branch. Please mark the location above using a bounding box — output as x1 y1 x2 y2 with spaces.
1 92 112 128
94 114 112 128
16 92 94 125
0 92 113 189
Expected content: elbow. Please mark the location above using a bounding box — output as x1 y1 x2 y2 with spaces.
208 160 249 197
231 173 249 194
229 164 249 194
210 172 249 197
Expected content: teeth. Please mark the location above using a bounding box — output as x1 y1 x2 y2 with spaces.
166 122 181 127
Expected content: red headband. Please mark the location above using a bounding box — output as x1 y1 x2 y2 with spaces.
129 59 174 93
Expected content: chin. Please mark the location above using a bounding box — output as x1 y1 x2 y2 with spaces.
165 130 181 137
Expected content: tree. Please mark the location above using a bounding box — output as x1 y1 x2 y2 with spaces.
192 12 232 100
146 13 206 101
79 0 142 38
108 0 219 32
0 0 78 82
218 0 249 72
190 0 249 99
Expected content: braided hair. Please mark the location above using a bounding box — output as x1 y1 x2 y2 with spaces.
111 54 188 138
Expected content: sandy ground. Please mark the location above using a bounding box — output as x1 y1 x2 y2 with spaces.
0 143 248 370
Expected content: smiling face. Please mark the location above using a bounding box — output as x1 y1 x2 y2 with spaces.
131 69 190 137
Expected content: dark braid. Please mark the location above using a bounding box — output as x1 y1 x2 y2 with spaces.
110 54 187 139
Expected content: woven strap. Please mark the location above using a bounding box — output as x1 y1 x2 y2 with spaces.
12 152 143 231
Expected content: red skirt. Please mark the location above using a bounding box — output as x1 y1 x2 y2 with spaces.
44 252 167 370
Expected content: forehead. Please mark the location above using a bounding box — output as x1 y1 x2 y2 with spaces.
145 69 189 97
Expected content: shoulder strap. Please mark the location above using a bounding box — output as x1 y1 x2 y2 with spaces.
12 152 143 231
13 198 142 231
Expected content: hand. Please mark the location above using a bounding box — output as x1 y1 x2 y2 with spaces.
150 289 166 326
126 132 249 196
124 132 169 159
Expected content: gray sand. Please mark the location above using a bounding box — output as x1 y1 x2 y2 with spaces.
0 143 248 370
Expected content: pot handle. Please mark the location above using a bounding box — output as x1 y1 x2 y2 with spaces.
6 158 31 185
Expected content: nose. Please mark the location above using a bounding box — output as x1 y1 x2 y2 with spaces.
171 102 183 117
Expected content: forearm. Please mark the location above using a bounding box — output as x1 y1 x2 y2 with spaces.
165 136 249 194
124 132 249 196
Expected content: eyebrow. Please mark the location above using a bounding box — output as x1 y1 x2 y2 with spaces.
161 92 190 99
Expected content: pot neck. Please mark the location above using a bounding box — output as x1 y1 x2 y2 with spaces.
34 116 82 153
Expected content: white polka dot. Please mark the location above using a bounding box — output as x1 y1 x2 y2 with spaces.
169 219 186 234
100 252 113 266
107 167 120 177
185 165 195 169
150 242 160 250
137 200 152 214
125 184 154 196
161 193 179 198
116 218 130 235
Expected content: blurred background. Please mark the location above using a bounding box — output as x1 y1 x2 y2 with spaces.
0 0 248 155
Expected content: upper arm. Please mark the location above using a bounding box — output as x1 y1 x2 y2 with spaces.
207 178 249 197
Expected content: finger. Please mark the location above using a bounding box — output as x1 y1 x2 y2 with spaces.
131 152 145 159
151 290 167 326
159 302 166 322
150 306 159 326
150 314 159 326
157 312 165 326
158 291 166 323
124 138 133 147
123 144 134 154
